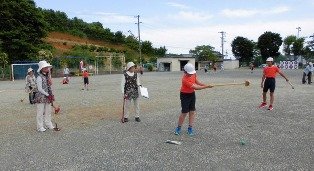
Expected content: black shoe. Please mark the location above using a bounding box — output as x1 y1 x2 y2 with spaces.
124 118 128 122
135 117 141 122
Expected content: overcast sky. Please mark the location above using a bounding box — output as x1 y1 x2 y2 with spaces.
34 0 314 58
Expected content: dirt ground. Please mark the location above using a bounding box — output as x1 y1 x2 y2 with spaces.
0 68 313 170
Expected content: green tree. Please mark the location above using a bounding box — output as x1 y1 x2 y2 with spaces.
304 35 314 61
257 31 283 61
154 46 167 57
0 0 48 62
292 37 305 56
141 41 154 56
0 52 9 79
283 35 297 56
231 36 255 66
189 45 218 62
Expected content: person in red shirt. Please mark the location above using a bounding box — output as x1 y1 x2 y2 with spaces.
174 63 213 136
259 57 289 110
82 68 89 90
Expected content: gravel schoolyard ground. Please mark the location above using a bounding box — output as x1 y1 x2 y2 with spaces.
0 68 313 170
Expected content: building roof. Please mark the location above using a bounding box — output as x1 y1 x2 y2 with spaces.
164 54 194 58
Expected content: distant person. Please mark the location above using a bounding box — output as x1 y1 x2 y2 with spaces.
174 63 213 136
220 63 224 71
259 57 289 111
79 60 84 72
302 62 313 84
121 62 141 122
63 66 70 84
25 68 37 104
250 63 254 73
213 64 217 72
33 61 56 132
82 68 89 90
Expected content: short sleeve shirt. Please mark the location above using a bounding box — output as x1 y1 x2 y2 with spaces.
83 71 89 78
180 74 196 93
263 65 280 78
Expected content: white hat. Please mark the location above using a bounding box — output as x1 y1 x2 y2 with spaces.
184 63 196 74
27 68 33 73
309 62 313 66
266 57 273 62
126 62 135 70
37 60 52 73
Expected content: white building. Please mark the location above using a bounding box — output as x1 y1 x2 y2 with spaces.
157 54 195 72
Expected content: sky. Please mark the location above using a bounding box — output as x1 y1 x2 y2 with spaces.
33 0 314 58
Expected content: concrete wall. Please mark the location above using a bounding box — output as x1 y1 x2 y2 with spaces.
157 58 195 72
223 60 239 69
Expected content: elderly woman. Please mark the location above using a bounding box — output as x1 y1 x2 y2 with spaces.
25 68 37 104
33 61 56 132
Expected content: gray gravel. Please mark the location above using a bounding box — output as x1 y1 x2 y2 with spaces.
0 68 313 170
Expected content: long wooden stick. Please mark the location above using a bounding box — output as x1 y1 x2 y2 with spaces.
213 80 250 87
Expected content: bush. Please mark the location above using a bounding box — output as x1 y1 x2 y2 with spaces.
147 64 153 71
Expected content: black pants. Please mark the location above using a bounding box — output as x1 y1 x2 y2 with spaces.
302 72 312 84
29 92 36 104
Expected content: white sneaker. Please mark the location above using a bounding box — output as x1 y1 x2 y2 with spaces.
38 127 46 132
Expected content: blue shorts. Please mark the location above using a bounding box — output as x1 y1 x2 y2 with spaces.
180 92 196 113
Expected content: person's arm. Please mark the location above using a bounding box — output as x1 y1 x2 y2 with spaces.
191 84 213 90
25 76 30 87
195 78 207 86
121 75 125 94
278 70 289 81
36 76 49 96
137 74 141 86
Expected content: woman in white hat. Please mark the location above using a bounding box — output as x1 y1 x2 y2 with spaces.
25 68 37 104
33 60 55 132
121 62 142 122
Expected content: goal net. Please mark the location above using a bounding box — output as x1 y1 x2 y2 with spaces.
11 63 39 81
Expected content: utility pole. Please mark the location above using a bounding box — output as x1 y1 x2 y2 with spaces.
218 31 226 59
135 15 142 65
296 27 301 38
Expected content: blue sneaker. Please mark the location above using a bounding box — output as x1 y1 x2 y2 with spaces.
174 127 181 135
187 127 194 136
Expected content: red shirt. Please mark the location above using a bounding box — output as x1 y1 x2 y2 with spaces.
180 74 196 93
263 65 280 78
83 71 89 78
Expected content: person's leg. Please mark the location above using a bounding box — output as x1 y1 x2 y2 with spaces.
44 103 54 129
134 98 140 122
262 92 267 103
124 99 131 121
302 72 306 84
188 111 196 127
308 72 312 84
36 103 45 131
269 92 274 105
29 93 32 104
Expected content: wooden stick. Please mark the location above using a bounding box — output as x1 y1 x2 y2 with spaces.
213 80 250 87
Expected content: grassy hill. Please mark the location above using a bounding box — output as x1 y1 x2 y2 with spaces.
45 31 131 56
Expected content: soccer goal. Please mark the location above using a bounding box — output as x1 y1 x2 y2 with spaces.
11 63 39 81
